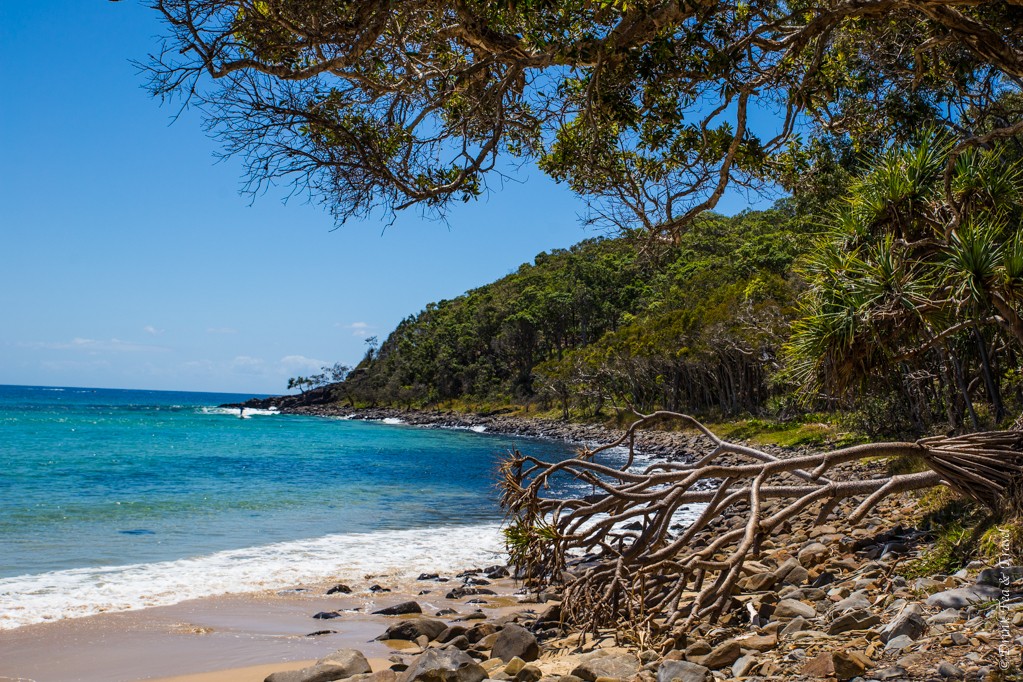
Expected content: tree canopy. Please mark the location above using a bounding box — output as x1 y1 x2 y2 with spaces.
146 0 1023 233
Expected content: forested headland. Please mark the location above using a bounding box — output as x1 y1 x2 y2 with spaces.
338 132 1023 439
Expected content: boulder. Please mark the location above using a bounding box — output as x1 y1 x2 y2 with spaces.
375 602 424 616
436 626 469 644
976 566 1023 587
773 559 809 586
656 660 711 682
733 633 777 652
397 649 487 682
884 634 915 652
515 665 542 682
797 543 830 567
379 619 449 642
319 650 374 676
827 608 881 634
773 599 816 620
801 651 867 680
491 624 540 663
464 623 498 644
485 565 511 579
832 592 872 613
879 603 926 643
446 587 497 599
927 608 963 625
780 617 807 636
731 654 757 679
571 652 641 681
348 673 397 682
327 584 353 595
265 650 373 682
937 661 965 678
925 585 1002 609
690 640 740 670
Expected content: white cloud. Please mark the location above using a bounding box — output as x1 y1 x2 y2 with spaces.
335 321 373 337
207 327 238 335
279 354 327 374
24 338 170 353
143 325 164 336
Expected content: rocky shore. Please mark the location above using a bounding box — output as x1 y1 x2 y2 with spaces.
228 398 717 460
223 397 1023 682
263 491 1022 682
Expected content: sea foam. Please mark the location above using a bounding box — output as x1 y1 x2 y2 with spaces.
0 523 505 630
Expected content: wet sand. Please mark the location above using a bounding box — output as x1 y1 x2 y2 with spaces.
1 575 525 682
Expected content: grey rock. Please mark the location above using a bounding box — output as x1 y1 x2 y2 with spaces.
319 650 374 677
976 566 1023 587
774 558 809 586
691 640 740 670
925 585 1002 609
375 602 424 616
875 666 908 680
780 616 808 636
485 565 511 579
833 592 872 613
937 662 964 678
571 651 641 681
464 623 497 644
912 577 945 593
348 673 397 682
266 654 371 682
828 608 882 634
927 608 962 625
379 619 449 642
879 603 926 643
656 660 711 682
514 665 542 682
774 599 816 620
798 542 830 567
327 584 353 595
731 654 757 678
446 587 496 599
883 634 915 652
397 649 487 682
490 624 539 663
436 626 469 644
444 636 470 651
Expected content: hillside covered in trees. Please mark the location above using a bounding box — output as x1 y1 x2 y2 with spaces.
340 134 1023 437
343 207 805 418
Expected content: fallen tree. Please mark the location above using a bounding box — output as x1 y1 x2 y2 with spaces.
499 411 1023 647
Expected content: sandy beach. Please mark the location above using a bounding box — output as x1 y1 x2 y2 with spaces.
0 572 524 682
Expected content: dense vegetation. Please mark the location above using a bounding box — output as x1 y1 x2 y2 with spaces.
339 133 1023 437
341 207 804 417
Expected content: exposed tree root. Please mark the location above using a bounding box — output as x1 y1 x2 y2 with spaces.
499 411 1023 647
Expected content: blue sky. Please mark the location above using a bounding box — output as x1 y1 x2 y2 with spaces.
0 3 770 395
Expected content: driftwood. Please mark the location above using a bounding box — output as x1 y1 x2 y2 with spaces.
499 411 1023 646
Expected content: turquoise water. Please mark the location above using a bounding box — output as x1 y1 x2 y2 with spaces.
0 385 580 628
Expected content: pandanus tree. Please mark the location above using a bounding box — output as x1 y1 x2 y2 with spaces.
785 133 1023 428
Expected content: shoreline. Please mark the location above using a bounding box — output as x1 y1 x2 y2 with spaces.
0 565 529 682
271 403 714 461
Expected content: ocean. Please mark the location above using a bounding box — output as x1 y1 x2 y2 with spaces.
0 385 583 630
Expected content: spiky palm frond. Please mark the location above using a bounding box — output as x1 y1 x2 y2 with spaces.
946 219 1004 305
